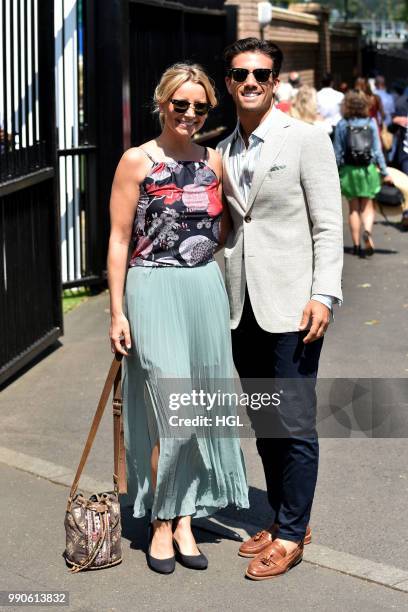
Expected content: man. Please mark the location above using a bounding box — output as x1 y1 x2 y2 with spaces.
217 38 343 580
390 84 408 175
317 72 344 133
288 70 301 93
374 76 395 127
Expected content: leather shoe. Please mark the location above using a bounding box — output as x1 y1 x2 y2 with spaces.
245 540 304 580
238 524 311 558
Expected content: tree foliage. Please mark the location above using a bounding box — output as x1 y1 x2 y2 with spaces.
288 1 408 21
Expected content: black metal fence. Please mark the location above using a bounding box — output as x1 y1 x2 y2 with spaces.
0 0 62 385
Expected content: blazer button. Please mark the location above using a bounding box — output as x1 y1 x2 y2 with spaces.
244 215 252 223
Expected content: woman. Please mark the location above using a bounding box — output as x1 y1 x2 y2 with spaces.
354 77 385 132
107 63 248 575
290 84 332 135
334 89 392 256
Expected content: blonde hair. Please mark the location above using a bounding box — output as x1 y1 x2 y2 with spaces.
290 85 318 124
153 63 218 127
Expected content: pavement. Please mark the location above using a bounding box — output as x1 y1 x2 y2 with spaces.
1 203 408 612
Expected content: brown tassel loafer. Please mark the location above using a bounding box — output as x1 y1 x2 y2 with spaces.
238 524 311 558
245 540 304 580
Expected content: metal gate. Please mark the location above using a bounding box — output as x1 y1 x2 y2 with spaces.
0 0 62 385
128 0 234 147
0 0 237 384
55 0 102 288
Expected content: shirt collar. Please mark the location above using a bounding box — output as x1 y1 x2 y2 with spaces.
232 106 275 146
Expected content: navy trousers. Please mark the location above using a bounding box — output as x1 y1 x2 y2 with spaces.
231 289 323 542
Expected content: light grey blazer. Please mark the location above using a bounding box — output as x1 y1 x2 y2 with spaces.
217 107 344 333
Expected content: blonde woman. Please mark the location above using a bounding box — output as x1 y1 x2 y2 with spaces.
107 63 248 575
290 85 332 135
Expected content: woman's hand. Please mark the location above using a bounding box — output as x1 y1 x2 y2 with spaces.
392 116 408 128
383 175 394 184
110 313 132 356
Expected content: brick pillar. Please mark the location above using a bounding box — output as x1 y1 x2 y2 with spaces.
224 0 263 40
291 3 331 87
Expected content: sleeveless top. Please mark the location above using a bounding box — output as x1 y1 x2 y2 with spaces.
129 149 223 268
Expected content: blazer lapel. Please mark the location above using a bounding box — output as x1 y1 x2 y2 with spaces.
246 110 291 210
222 139 247 214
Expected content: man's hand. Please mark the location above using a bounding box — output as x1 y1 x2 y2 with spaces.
299 300 330 344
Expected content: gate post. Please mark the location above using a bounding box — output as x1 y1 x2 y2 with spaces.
95 0 130 274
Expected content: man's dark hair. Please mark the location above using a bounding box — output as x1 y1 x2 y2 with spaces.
223 37 283 78
321 73 334 88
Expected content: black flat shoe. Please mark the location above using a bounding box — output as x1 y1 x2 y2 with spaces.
362 230 374 256
146 524 176 574
352 245 361 256
173 538 208 570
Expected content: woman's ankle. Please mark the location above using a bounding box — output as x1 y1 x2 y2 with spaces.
173 516 192 533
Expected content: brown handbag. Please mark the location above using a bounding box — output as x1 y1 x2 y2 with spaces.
63 353 127 573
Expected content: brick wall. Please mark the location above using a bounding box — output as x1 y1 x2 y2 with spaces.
225 1 361 87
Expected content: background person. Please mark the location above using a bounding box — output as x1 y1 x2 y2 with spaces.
374 76 396 128
290 84 332 135
317 72 344 134
107 62 248 576
334 90 393 256
354 77 385 133
389 84 408 175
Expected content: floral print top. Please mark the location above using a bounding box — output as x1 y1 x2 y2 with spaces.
129 149 223 268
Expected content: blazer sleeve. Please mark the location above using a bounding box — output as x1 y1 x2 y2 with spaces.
300 126 344 301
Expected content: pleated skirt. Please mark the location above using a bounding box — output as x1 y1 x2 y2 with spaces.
121 260 249 520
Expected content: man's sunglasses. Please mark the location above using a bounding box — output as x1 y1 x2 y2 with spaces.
170 99 211 116
227 68 274 83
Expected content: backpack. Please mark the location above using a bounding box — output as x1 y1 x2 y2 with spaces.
344 120 373 166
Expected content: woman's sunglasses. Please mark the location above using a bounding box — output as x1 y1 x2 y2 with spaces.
227 68 274 83
170 99 211 116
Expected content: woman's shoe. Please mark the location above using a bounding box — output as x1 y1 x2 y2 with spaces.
146 524 176 574
362 230 374 256
352 244 361 256
173 538 208 570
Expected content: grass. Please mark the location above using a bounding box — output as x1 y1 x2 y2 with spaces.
62 287 92 314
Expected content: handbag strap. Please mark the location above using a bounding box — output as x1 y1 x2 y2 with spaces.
67 353 126 509
113 359 127 494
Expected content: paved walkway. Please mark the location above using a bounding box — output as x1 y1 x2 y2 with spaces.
1 204 407 611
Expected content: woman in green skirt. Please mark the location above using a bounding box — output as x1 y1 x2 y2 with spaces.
106 63 249 574
334 89 393 256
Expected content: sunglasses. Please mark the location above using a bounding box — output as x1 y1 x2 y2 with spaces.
227 68 274 83
170 99 211 116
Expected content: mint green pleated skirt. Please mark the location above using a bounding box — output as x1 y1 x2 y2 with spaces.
121 261 249 520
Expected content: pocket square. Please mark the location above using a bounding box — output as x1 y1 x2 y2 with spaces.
269 164 286 172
